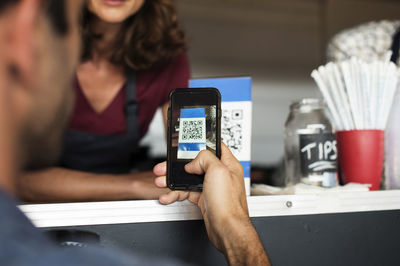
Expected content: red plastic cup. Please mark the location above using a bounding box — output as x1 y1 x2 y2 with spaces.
336 130 384 190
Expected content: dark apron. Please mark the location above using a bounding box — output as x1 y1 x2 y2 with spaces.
390 27 400 64
59 69 140 174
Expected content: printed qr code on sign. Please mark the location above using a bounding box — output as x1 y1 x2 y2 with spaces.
182 120 204 141
222 109 243 153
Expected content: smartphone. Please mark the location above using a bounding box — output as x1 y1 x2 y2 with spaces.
167 88 221 191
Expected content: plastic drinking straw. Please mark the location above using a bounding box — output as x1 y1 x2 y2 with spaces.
349 57 364 129
363 61 372 128
311 70 343 129
360 62 370 128
353 59 364 129
371 61 380 129
325 63 351 130
365 61 374 128
381 64 398 129
376 61 394 129
341 61 361 129
318 65 348 129
370 63 377 128
333 63 355 129
367 62 374 128
311 57 399 131
312 69 342 129
346 60 357 128
376 62 387 129
352 58 365 129
370 62 378 128
377 62 388 129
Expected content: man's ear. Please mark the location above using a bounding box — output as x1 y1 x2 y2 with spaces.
9 0 41 86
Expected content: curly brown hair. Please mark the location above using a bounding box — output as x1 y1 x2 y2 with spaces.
81 0 187 70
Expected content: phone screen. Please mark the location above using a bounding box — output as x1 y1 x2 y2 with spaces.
168 88 221 190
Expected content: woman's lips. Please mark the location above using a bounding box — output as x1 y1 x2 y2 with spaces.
103 0 127 7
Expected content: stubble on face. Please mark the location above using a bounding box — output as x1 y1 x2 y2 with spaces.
22 1 82 170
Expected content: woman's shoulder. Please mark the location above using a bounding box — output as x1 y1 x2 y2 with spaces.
138 51 190 83
141 51 189 74
170 51 189 67
136 51 190 105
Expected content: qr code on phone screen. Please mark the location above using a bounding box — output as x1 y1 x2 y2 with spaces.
222 109 243 153
182 120 204 141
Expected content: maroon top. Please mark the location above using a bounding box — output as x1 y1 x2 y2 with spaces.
69 52 190 138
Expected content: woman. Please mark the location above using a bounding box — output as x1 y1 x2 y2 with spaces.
18 0 189 202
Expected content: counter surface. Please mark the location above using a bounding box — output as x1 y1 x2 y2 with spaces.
20 190 400 228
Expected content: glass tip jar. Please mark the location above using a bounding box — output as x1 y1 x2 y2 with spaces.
284 98 337 188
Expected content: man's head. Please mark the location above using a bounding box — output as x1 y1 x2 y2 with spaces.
0 0 83 188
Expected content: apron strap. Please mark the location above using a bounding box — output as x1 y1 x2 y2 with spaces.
124 68 138 134
390 27 400 64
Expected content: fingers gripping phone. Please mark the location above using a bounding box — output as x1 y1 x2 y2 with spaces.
167 88 221 191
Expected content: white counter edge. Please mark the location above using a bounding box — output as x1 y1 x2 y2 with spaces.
19 190 400 228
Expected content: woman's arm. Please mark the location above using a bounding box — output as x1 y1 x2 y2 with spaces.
18 96 170 203
17 168 169 203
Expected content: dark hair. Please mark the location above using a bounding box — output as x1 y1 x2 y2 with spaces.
0 0 68 36
46 0 68 35
81 0 187 70
0 0 17 11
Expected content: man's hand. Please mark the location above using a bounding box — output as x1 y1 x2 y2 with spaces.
153 144 270 266
154 144 248 249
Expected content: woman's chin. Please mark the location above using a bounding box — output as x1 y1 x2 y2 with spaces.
95 11 131 23
88 0 144 24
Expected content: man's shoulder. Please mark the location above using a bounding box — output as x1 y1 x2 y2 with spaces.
0 191 188 266
4 242 187 266
34 245 187 266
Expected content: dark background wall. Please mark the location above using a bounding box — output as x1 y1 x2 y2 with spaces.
140 0 400 168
